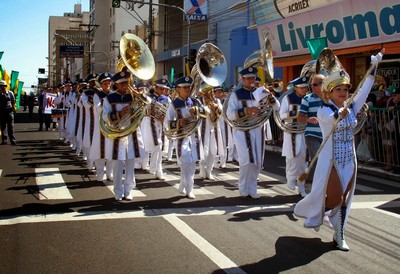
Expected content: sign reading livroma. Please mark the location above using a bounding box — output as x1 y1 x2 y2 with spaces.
60 45 84 58
184 0 208 21
256 0 400 57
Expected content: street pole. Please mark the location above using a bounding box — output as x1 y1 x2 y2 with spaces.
85 51 110 73
54 33 77 83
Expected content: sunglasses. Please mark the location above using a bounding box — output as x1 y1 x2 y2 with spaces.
312 82 322 87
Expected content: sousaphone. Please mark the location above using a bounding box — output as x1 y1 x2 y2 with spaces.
99 33 155 139
222 37 275 130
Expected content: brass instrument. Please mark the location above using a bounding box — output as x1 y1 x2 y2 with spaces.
273 104 307 134
146 99 168 121
272 49 342 134
222 37 274 130
99 33 155 139
164 43 227 139
354 103 369 135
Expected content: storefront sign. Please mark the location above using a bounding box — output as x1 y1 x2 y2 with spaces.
254 0 343 25
257 0 400 57
184 0 208 21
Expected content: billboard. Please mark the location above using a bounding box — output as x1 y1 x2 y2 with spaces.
60 45 84 58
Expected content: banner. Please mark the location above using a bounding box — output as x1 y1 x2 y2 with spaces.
44 93 57 114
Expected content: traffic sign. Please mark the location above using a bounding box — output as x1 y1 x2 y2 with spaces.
112 0 121 8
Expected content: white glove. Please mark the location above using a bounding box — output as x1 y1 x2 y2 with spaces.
338 107 349 119
370 50 384 66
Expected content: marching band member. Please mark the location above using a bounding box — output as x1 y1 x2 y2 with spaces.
89 72 114 182
198 87 224 180
164 76 208 199
54 82 68 141
143 78 171 180
225 67 280 199
102 71 142 201
294 49 384 251
163 86 177 162
213 86 229 168
279 76 309 197
81 73 98 170
137 82 152 171
66 82 78 149
74 80 86 157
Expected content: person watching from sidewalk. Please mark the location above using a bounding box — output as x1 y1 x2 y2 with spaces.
0 80 16 145
297 74 325 189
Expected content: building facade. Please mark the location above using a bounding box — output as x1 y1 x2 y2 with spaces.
48 4 90 86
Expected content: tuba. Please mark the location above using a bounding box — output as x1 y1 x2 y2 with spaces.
164 43 227 140
222 37 275 130
99 33 155 139
273 85 307 134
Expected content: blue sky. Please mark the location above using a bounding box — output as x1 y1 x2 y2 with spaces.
0 0 90 89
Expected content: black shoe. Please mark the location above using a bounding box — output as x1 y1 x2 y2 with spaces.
1 141 6 145
38 128 42 131
11 141 16 145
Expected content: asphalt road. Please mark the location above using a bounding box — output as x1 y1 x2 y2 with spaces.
0 112 399 274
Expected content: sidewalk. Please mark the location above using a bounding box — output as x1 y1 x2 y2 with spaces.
265 144 400 183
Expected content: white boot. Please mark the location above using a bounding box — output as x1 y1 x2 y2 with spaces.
333 206 349 251
297 181 307 198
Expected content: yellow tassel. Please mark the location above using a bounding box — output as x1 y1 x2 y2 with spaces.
298 172 308 182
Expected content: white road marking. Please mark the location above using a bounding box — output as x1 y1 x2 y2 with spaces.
35 168 73 200
164 215 246 274
0 169 2 179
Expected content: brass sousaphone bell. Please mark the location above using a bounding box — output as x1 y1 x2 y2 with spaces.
99 33 155 139
222 37 275 130
164 43 227 140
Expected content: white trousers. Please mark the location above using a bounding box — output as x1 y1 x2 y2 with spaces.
113 158 136 197
95 159 113 181
150 144 163 176
238 163 260 196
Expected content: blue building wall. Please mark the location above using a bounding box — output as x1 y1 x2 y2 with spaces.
229 27 282 85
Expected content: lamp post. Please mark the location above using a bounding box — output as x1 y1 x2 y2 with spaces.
53 33 78 82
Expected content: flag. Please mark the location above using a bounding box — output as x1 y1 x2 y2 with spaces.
0 65 3 80
10 70 19 92
0 51 3 61
3 69 11 89
306 37 328 60
15 81 24 108
170 67 175 84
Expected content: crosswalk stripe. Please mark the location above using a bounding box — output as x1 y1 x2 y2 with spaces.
35 168 73 200
0 169 2 179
